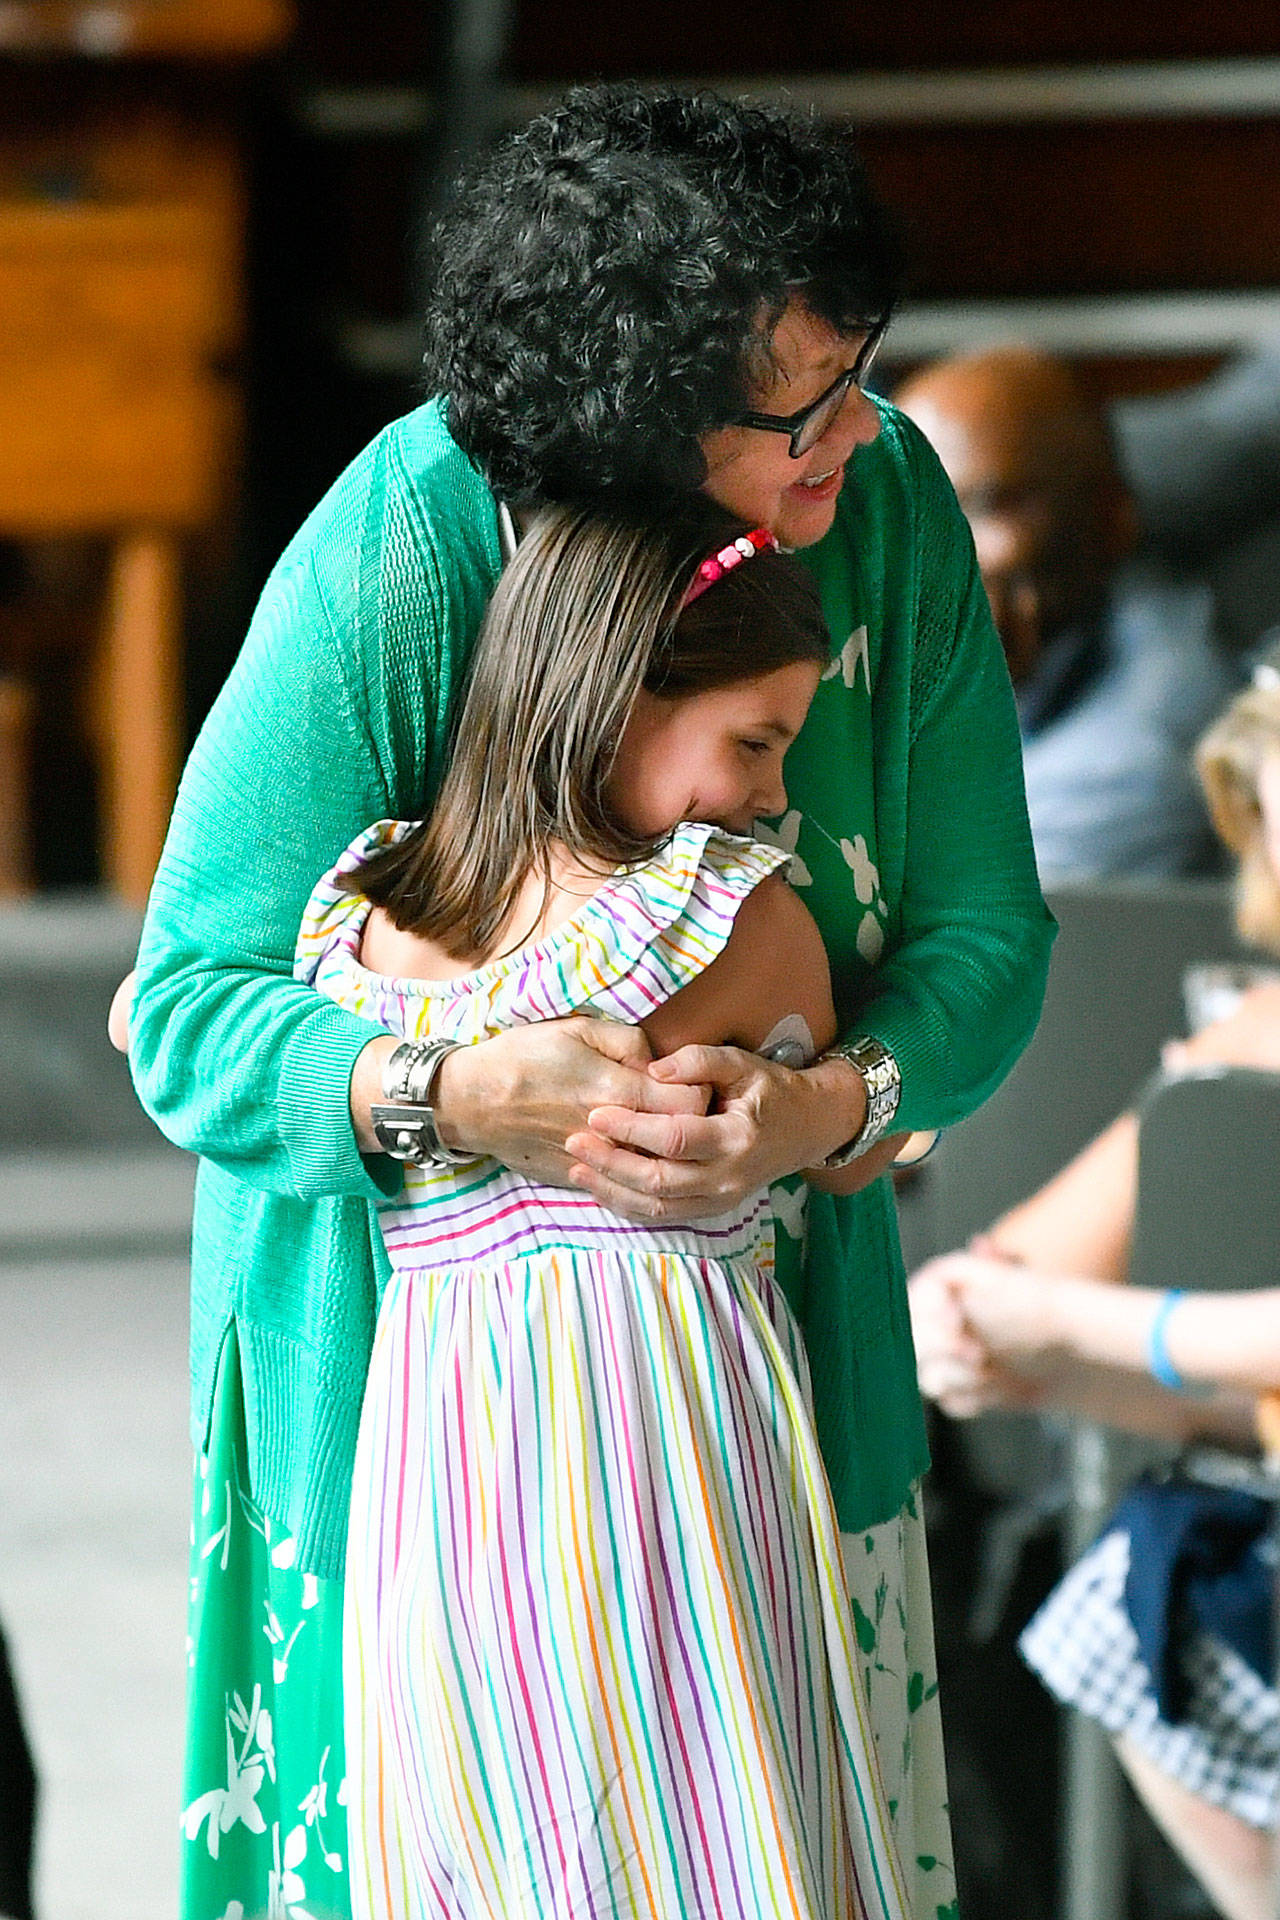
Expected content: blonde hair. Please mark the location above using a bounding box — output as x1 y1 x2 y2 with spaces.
1195 683 1280 953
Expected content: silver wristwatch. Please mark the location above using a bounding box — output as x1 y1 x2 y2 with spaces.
818 1034 902 1168
369 1038 473 1167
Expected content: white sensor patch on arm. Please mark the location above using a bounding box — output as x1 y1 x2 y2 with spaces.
757 1014 815 1069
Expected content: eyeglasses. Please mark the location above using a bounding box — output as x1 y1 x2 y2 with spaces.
734 329 884 459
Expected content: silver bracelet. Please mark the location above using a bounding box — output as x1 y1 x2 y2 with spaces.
817 1035 902 1168
369 1038 473 1167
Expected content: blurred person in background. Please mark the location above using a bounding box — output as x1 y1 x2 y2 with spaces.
0 1622 35 1920
896 345 1235 884
911 652 1280 1920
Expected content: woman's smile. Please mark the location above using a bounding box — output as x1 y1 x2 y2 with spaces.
699 301 881 548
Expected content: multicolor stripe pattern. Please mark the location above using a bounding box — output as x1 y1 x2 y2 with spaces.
296 821 787 1271
298 821 912 1920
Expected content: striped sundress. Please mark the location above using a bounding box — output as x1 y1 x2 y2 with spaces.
295 818 914 1920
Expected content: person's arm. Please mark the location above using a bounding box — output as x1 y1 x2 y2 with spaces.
1162 981 1280 1074
910 1251 1261 1448
839 420 1056 1137
956 986 1280 1278
935 1251 1280 1392
639 871 837 1060
129 425 685 1202
981 1112 1139 1281
129 506 413 1200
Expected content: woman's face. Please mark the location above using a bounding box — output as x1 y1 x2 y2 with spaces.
1259 751 1280 883
699 300 882 549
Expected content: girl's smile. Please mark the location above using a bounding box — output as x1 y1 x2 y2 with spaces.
607 660 822 838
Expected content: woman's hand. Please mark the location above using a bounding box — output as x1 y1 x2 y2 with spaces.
108 970 137 1053
425 1016 709 1185
563 1045 878 1222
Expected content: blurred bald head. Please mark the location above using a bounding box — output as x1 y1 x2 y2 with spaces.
895 345 1138 684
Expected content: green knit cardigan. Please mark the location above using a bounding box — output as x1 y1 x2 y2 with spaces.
131 398 1053 1580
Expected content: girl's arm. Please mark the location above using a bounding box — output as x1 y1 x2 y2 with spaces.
640 873 837 1060
633 875 906 1194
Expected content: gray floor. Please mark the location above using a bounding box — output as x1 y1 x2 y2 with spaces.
0 1151 195 1920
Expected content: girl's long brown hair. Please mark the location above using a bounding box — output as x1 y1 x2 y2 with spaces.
344 496 830 960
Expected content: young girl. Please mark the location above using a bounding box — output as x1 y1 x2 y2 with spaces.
294 499 921 1920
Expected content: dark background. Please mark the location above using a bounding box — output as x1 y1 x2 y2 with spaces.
12 2 1280 881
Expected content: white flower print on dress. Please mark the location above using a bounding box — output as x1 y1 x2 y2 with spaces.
184 1348 350 1920
839 834 879 907
752 810 813 886
269 1531 297 1570
837 833 887 962
822 625 871 693
856 913 885 963
200 1477 234 1572
268 1820 310 1918
298 1744 344 1873
770 1179 808 1244
265 1604 306 1684
181 1687 275 1859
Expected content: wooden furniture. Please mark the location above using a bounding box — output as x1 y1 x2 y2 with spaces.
0 3 291 903
0 0 292 59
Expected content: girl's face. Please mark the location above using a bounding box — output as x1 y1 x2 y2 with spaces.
699 300 882 550
607 660 822 838
1260 751 1280 882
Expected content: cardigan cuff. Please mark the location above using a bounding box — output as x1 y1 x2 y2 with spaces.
277 998 403 1201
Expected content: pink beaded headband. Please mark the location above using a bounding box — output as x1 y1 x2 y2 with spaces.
680 527 779 609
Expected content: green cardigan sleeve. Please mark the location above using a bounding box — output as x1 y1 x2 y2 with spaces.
857 416 1056 1133
129 413 495 1201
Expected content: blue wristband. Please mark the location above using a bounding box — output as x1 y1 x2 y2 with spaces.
1148 1289 1187 1391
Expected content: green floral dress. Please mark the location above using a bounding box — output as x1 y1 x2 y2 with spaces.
182 1333 349 1920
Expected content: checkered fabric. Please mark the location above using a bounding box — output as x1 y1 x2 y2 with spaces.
1020 1525 1279 1828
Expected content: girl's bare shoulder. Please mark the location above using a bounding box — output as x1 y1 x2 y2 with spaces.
643 872 836 1057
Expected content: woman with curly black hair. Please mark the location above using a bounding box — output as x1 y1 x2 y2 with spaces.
128 83 1052 1920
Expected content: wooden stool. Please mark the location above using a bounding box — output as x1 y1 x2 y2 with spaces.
0 2 291 903
0 137 240 905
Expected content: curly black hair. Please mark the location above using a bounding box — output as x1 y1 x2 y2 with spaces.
419 85 902 504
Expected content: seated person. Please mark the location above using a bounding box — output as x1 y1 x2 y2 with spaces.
895 346 1236 883
910 655 1280 1920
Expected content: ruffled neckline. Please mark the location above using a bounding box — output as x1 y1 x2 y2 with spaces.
297 818 775 1007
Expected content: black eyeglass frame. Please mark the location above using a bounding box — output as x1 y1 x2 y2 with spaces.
734 328 885 459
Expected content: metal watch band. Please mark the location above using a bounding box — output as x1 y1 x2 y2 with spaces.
370 1038 473 1167
817 1035 902 1169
